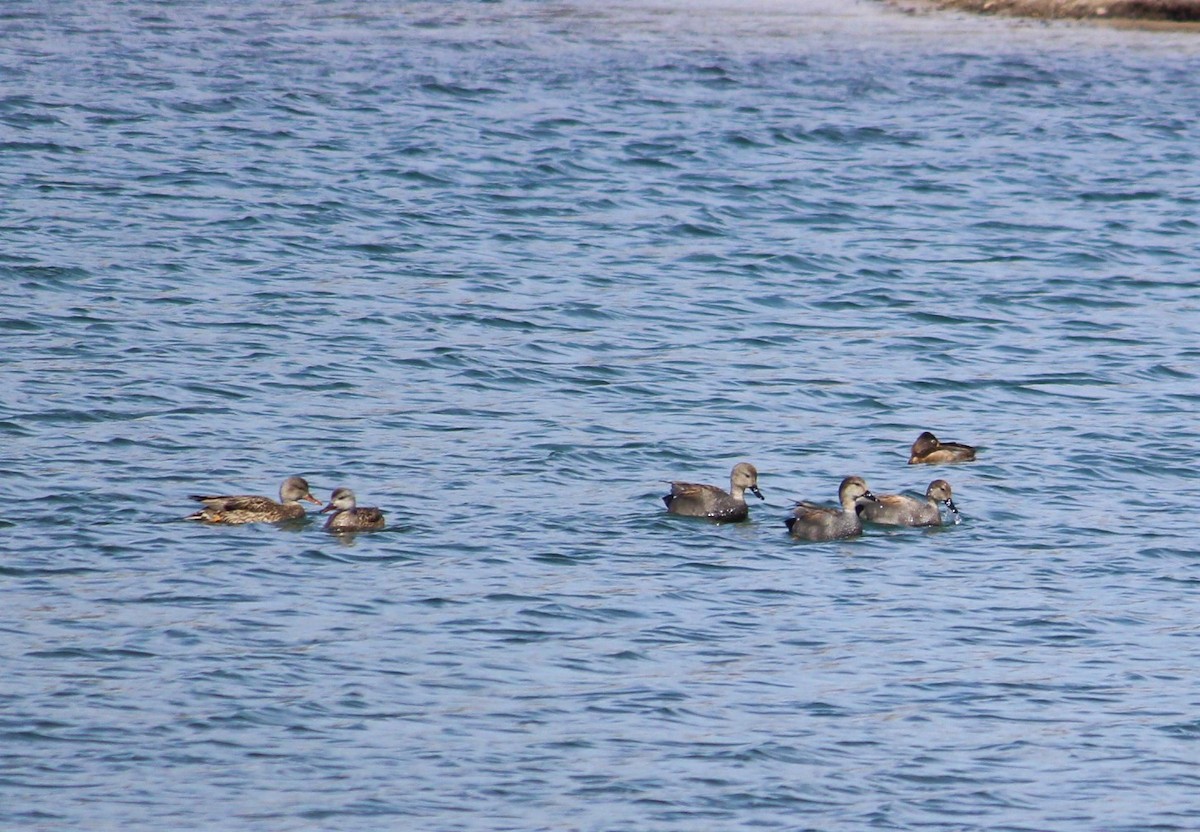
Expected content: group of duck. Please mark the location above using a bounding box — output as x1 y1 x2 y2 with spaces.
181 430 975 540
662 431 977 541
184 481 386 532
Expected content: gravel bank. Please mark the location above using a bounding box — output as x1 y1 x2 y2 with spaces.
892 0 1200 22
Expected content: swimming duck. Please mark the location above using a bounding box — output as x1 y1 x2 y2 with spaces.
185 475 320 524
662 462 764 522
786 475 877 541
908 431 976 464
321 487 386 532
858 479 958 527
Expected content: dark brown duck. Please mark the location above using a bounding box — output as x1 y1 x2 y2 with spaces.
908 431 977 464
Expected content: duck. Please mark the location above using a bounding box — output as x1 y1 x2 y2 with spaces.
908 431 976 464
185 475 320 524
321 487 386 532
662 462 763 522
858 479 958 527
786 476 877 541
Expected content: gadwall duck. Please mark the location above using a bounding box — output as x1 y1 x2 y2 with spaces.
786 476 877 541
908 431 976 464
858 479 958 527
662 462 764 522
185 475 319 524
321 487 386 532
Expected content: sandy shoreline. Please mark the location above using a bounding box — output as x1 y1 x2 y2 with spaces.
889 0 1200 24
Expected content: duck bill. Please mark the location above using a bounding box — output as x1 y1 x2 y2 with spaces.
750 485 764 500
863 490 880 504
320 502 336 514
304 493 322 505
944 498 959 514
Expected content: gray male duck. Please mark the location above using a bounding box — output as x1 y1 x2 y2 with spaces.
185 475 320 524
786 476 878 541
858 479 959 527
663 462 764 522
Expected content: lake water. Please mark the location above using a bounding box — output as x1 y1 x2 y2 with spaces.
3 1 1200 829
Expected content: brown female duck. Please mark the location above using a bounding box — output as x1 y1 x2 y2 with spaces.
185 475 320 524
321 487 386 532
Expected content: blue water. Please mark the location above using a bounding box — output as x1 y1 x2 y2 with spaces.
3 0 1200 829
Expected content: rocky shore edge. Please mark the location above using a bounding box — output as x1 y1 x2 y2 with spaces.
889 0 1200 23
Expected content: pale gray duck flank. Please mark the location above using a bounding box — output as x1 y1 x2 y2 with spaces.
321 487 386 532
786 475 877 541
662 462 763 522
908 431 977 464
859 479 958 527
185 475 320 524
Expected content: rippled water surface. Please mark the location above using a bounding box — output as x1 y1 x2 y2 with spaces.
3 1 1200 829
